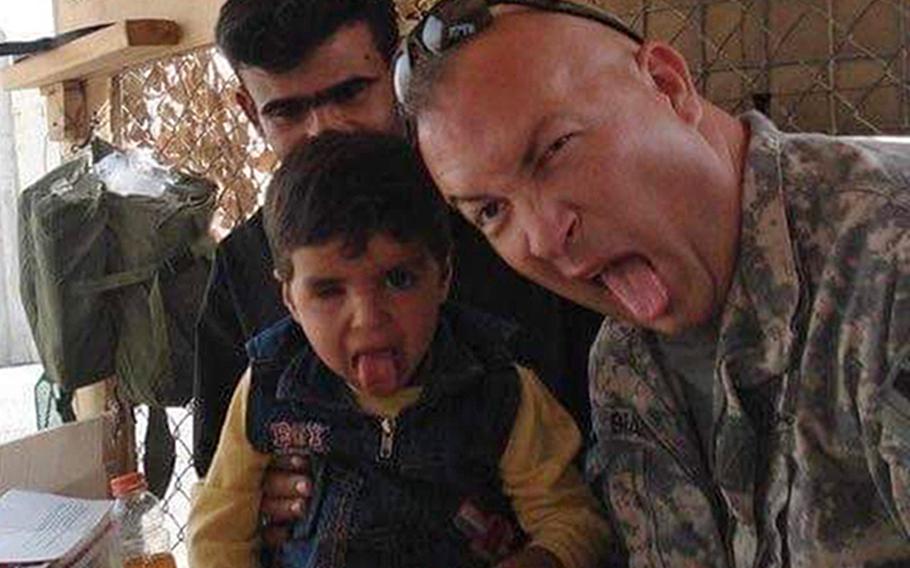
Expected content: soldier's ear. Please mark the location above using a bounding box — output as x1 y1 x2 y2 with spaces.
635 41 703 126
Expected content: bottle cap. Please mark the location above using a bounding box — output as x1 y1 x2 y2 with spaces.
110 472 148 497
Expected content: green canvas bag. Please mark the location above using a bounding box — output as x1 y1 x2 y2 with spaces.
19 139 216 407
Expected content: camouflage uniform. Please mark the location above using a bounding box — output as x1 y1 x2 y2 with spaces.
587 112 910 567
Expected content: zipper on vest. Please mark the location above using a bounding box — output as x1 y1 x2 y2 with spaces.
379 417 396 460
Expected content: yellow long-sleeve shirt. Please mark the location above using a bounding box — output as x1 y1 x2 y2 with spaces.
189 366 611 568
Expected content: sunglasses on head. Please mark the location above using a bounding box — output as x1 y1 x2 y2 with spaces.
393 0 643 106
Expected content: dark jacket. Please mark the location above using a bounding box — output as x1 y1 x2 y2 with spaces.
193 210 601 476
246 306 525 568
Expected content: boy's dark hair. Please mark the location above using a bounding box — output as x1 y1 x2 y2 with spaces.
264 131 452 280
216 0 399 73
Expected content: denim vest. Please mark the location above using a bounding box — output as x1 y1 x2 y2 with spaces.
246 304 525 568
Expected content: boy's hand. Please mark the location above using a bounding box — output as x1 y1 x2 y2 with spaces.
259 453 312 549
495 546 563 568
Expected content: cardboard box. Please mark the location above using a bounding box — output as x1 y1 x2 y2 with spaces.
0 414 117 500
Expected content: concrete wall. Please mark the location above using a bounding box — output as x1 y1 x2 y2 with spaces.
0 3 60 368
0 45 41 367
0 51 60 367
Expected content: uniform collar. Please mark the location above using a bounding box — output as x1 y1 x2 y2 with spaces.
717 111 804 384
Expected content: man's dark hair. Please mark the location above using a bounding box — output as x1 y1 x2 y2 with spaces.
264 131 452 279
216 0 399 73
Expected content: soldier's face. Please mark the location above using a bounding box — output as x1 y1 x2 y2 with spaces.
236 22 398 159
418 13 741 334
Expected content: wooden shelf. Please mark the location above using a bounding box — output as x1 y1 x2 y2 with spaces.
0 19 181 90
54 0 224 63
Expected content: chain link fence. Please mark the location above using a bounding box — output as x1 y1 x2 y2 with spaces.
111 0 910 559
133 406 196 567
607 0 909 134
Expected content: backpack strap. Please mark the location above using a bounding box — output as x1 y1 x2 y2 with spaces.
71 244 205 294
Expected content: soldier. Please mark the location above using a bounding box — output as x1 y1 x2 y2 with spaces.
396 0 910 565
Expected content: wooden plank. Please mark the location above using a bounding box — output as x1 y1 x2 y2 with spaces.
54 0 224 56
0 20 181 90
41 81 86 143
71 379 137 484
40 77 113 146
84 76 114 142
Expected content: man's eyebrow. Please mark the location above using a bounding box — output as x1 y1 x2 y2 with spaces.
519 115 555 171
445 121 552 206
446 194 491 208
443 116 558 208
260 75 377 117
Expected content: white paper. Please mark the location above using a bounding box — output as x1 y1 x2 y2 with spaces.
0 489 112 564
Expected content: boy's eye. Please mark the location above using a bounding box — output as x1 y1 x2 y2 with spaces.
385 267 417 291
312 284 342 299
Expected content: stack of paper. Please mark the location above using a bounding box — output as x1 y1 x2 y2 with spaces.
0 490 117 568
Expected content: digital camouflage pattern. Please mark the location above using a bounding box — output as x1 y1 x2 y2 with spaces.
587 112 910 567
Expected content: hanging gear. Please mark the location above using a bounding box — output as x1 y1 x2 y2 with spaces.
18 139 216 494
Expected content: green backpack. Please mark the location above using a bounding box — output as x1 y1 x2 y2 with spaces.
18 139 215 408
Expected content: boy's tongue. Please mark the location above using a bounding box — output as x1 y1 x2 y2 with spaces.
354 350 399 395
600 256 670 323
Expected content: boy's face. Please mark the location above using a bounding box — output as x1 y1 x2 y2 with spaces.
281 234 450 397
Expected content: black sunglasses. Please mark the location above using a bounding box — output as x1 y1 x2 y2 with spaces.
393 0 643 106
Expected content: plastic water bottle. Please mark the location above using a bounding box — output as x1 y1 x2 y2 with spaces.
110 472 177 568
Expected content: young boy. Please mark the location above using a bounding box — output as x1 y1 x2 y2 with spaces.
188 132 611 568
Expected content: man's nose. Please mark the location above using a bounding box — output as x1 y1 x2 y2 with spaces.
524 200 579 271
304 106 353 139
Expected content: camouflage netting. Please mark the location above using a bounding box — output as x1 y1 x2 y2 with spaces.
115 52 275 235
608 0 909 135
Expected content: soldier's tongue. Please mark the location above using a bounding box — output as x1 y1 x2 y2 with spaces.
354 350 400 396
600 256 670 323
